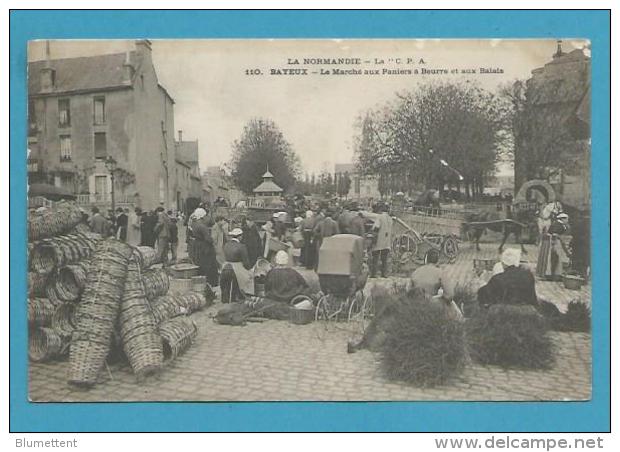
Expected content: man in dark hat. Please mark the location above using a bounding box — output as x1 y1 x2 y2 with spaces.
115 207 128 241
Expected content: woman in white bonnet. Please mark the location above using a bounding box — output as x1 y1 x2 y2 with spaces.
478 248 539 307
264 250 312 303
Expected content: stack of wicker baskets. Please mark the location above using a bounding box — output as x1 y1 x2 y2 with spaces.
28 201 210 388
69 239 134 386
119 255 164 379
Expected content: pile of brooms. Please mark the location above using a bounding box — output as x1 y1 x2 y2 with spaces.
28 202 213 387
371 284 590 388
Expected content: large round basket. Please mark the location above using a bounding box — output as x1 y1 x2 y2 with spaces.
51 302 77 337
68 239 133 387
55 261 89 302
28 272 49 297
28 201 83 242
28 297 58 326
29 327 67 362
135 246 159 270
158 316 197 361
142 269 170 300
119 257 163 378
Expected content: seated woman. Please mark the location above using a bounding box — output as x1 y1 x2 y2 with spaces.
478 248 538 307
264 251 313 303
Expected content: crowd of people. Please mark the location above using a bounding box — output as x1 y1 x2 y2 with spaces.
86 205 182 266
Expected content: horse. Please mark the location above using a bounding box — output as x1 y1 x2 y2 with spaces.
463 208 536 254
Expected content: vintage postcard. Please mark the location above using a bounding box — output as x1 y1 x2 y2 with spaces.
26 39 591 402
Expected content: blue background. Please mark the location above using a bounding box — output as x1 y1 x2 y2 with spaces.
9 10 610 432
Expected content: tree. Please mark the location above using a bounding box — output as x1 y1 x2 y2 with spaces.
337 171 352 198
500 79 587 191
229 119 301 194
354 81 510 199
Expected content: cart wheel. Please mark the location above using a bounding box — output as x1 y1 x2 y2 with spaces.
314 295 332 341
442 235 459 262
347 291 373 340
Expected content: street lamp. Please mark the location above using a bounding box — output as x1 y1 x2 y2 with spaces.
104 156 117 214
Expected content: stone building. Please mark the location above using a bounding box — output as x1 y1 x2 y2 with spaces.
28 40 179 211
202 166 244 206
174 130 202 212
334 163 380 200
514 42 591 211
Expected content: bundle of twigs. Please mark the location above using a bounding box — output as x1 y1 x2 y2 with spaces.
149 292 208 324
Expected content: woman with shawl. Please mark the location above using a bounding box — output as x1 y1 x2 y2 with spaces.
189 208 219 286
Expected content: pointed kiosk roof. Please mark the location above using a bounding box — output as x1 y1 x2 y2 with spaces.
253 165 283 194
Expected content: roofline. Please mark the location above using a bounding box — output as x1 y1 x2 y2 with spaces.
175 158 191 169
29 85 134 98
158 83 175 104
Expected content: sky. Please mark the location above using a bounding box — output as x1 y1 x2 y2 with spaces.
29 39 588 175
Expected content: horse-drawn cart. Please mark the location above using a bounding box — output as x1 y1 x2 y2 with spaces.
389 206 462 268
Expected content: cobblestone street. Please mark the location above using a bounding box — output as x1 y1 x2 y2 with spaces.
29 243 592 402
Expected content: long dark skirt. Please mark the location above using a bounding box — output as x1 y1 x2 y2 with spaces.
192 239 219 286
220 266 243 303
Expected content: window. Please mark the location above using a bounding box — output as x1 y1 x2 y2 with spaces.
93 96 105 124
94 132 107 159
59 135 72 161
58 99 70 127
95 175 108 202
28 100 36 129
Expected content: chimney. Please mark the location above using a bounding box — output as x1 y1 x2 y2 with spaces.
122 51 134 84
178 130 183 142
135 39 152 59
553 39 565 59
40 40 56 92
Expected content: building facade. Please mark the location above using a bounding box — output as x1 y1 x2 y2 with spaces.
202 166 244 206
28 40 179 211
174 130 203 212
334 163 381 200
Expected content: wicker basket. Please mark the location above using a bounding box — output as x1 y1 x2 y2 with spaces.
28 297 58 326
69 239 133 387
141 269 170 300
150 293 207 324
168 277 193 296
55 261 89 302
563 274 585 290
289 307 314 325
51 302 77 337
135 246 159 270
28 272 49 297
119 257 163 378
191 275 206 293
30 233 99 274
158 316 197 361
150 295 180 324
29 327 68 362
28 201 83 242
169 263 200 279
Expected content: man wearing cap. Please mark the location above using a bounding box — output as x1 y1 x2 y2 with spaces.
313 210 340 270
153 207 171 267
349 209 366 238
220 228 254 303
478 248 538 307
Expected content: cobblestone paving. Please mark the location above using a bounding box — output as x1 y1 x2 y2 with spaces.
29 243 592 402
